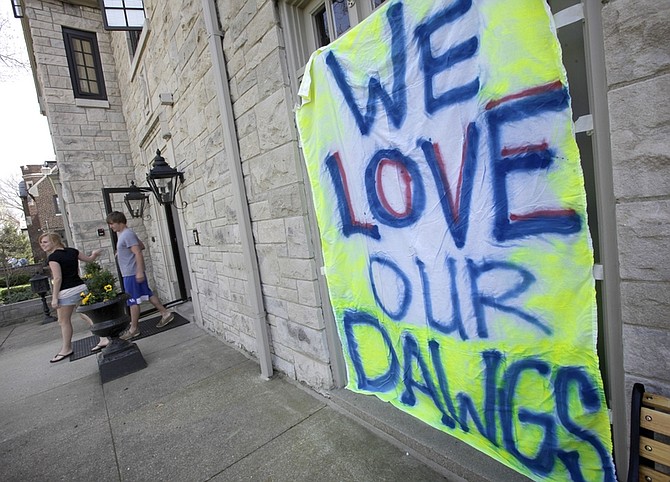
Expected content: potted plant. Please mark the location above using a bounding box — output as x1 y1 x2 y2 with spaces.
76 261 146 383
77 261 129 331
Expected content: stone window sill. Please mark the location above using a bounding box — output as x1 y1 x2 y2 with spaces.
75 99 110 109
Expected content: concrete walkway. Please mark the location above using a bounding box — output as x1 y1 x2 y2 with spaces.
0 303 531 481
0 303 450 481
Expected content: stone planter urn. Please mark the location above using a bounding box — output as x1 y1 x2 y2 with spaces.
77 293 147 383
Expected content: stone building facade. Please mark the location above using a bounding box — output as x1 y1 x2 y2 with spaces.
14 0 670 477
604 0 670 433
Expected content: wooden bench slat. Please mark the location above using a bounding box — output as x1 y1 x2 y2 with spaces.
639 465 670 482
640 435 670 467
643 392 670 413
641 406 670 437
629 385 670 482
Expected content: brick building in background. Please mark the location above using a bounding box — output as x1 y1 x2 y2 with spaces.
18 162 65 263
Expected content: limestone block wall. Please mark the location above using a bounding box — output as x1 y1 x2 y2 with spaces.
22 0 135 264
107 0 334 388
0 299 48 327
106 1 212 305
217 0 333 386
603 0 670 397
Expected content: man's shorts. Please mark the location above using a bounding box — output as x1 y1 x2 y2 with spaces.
122 274 154 306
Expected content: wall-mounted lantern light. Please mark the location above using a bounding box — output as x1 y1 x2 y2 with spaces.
123 180 149 218
146 149 184 206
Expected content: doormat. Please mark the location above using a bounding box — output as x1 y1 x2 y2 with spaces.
70 312 189 361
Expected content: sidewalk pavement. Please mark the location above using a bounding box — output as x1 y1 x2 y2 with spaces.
0 303 529 482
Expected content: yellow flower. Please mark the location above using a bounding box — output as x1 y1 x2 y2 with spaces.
81 262 120 306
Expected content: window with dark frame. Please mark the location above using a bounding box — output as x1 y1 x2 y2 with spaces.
313 5 331 48
53 195 61 214
127 29 142 57
331 0 351 38
311 0 353 47
62 27 107 100
99 0 145 31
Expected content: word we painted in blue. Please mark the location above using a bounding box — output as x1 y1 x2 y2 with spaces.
343 309 616 481
326 0 480 136
326 82 581 249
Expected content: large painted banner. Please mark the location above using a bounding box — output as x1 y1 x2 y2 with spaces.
295 0 616 480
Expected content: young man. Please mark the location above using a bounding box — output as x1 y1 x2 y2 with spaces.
106 211 174 339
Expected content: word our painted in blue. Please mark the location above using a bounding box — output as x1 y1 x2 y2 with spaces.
343 309 616 481
369 253 552 340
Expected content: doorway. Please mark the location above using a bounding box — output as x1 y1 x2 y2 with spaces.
101 186 191 314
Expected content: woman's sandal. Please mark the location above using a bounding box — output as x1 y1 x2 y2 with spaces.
91 341 108 353
50 351 73 363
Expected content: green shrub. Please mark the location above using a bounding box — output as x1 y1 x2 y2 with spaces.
1 285 39 304
0 273 33 288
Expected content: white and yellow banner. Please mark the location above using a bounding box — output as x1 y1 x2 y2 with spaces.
296 1 616 480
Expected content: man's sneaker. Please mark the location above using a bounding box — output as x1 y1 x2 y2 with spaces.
120 328 140 340
156 312 175 328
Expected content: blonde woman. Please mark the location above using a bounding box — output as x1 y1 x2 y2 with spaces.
39 233 106 363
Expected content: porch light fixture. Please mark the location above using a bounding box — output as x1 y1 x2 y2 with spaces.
123 180 149 218
11 0 23 18
146 149 184 206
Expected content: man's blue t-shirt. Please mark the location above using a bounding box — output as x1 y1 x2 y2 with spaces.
117 228 140 277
